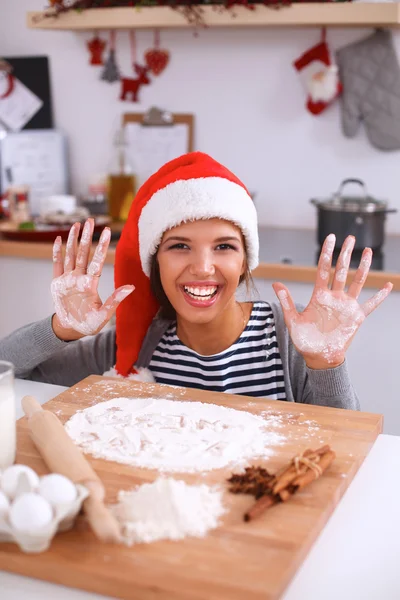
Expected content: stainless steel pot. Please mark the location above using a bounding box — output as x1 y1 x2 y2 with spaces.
310 178 397 250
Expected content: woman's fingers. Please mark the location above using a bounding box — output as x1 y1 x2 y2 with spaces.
101 285 135 321
87 227 111 278
347 248 372 299
76 218 95 273
64 222 80 273
272 282 298 325
331 235 355 292
52 236 63 279
315 233 335 289
361 282 393 317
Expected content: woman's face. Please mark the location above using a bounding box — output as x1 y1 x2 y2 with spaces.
157 218 246 324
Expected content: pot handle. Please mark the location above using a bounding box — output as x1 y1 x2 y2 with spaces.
335 178 368 202
383 208 398 214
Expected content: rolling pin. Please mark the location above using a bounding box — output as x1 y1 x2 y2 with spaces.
22 395 121 544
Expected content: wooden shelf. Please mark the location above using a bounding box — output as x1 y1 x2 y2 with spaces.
27 4 400 30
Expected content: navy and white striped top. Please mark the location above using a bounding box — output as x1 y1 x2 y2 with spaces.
148 301 286 400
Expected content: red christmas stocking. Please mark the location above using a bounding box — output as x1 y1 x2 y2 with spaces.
293 29 342 116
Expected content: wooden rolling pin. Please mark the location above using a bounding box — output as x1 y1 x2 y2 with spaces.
22 395 121 544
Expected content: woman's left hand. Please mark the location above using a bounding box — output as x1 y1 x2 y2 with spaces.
272 234 393 370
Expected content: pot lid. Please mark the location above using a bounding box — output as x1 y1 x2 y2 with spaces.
312 178 389 213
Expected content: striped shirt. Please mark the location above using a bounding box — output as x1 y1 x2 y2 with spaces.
148 301 286 400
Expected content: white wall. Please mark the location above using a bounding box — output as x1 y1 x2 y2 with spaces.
1 0 400 232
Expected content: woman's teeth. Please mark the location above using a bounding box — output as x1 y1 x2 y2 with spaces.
183 285 218 301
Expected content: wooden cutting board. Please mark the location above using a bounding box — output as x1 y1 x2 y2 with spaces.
1 375 382 600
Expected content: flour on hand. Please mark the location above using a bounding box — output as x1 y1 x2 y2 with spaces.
64 397 285 473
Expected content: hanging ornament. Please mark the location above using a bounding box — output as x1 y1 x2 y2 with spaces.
144 30 170 76
100 31 120 83
293 28 342 116
120 32 151 103
87 32 106 66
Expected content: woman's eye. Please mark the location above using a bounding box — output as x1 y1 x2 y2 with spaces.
168 243 189 250
216 243 237 251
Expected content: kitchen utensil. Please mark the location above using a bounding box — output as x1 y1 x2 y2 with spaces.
0 376 382 600
310 178 397 250
21 395 121 544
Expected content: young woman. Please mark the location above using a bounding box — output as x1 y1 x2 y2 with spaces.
0 152 392 409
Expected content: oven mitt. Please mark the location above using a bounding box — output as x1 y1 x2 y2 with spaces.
335 29 400 151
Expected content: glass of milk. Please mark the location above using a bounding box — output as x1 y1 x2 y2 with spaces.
0 361 16 469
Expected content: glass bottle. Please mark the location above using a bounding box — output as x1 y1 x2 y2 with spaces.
107 128 136 222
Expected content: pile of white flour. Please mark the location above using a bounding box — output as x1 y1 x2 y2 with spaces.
65 397 284 473
111 477 225 545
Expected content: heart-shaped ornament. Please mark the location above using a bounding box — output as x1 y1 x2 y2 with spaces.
144 49 170 76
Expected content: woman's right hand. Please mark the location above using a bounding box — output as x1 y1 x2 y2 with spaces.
51 218 134 341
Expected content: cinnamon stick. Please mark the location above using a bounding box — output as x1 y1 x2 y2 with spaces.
272 445 330 494
244 494 278 522
292 450 336 489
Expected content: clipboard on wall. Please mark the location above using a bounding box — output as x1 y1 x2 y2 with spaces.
122 107 194 189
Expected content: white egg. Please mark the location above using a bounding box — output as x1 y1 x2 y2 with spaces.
0 490 10 518
1 465 40 500
38 474 77 507
9 493 53 532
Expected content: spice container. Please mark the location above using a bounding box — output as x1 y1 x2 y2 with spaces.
81 182 108 216
8 185 31 224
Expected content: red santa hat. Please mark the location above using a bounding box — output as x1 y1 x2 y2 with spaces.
114 151 259 377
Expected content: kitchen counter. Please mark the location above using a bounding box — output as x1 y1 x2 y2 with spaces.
1 225 399 290
2 379 400 600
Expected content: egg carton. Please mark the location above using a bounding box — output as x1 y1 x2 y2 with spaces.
0 471 89 554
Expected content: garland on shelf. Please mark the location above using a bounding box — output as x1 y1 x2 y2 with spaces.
43 1 352 28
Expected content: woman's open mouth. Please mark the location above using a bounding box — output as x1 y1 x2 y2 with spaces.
180 284 220 307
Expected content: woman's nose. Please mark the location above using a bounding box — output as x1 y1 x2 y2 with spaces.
189 252 216 277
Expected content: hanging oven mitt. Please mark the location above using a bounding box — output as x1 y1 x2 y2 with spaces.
335 29 400 151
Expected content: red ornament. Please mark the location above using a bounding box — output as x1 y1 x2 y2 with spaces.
87 34 106 66
120 63 150 103
144 30 170 76
144 49 169 76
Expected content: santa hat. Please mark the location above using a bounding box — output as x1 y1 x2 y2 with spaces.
114 151 259 377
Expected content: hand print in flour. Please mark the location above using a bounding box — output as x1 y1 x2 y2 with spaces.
51 219 134 338
272 234 393 370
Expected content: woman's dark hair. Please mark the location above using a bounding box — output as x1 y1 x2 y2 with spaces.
149 253 255 321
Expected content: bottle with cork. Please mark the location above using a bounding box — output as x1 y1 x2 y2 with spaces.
107 127 136 222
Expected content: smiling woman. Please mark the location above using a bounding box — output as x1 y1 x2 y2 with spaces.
0 152 393 409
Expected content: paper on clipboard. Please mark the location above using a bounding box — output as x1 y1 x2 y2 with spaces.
0 129 68 215
0 75 43 132
125 122 189 188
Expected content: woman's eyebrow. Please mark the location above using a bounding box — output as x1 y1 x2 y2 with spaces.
162 235 241 244
214 236 241 243
162 236 191 243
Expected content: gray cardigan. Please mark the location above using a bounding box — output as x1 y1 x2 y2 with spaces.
0 303 359 410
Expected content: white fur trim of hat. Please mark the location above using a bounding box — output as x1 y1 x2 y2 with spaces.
138 177 259 277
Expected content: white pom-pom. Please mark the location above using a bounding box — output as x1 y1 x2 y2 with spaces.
102 366 155 383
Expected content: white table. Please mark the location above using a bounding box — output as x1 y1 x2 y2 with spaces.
2 380 400 600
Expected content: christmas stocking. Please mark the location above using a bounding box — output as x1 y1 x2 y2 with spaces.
293 30 342 115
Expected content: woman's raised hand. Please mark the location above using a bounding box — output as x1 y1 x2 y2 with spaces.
51 219 134 340
273 234 392 370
